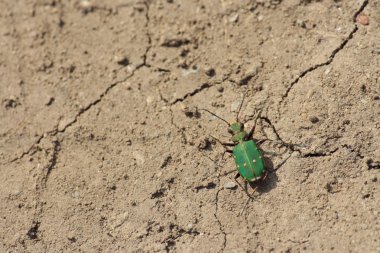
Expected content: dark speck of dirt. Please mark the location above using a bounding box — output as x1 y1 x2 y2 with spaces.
161 155 172 168
3 98 19 109
194 182 216 191
68 237 77 243
309 116 319 123
161 38 190 47
27 222 40 240
151 188 166 199
46 97 55 106
117 57 130 66
197 137 212 150
205 68 216 77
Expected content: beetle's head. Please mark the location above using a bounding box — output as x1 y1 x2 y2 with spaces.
229 122 244 134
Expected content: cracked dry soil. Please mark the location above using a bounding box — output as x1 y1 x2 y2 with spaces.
0 0 379 252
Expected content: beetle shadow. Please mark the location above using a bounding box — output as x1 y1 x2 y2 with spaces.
249 156 277 193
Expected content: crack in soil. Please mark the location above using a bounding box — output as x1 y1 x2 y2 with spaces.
41 140 61 188
214 187 227 252
301 147 339 158
163 224 200 252
170 72 233 105
171 82 212 105
280 0 369 103
142 0 152 67
27 139 61 242
212 154 227 252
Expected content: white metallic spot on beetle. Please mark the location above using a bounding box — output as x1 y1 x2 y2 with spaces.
244 163 247 168
252 159 256 163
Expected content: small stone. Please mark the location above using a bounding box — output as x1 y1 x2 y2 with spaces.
146 96 154 105
356 14 369 25
79 0 95 14
239 62 263 85
229 13 239 23
296 19 306 28
257 15 264 22
72 191 80 198
45 96 54 106
3 98 19 109
224 181 237 189
197 138 211 150
309 116 319 124
217 86 224 93
116 56 129 66
205 68 216 77
133 151 145 165
180 104 199 118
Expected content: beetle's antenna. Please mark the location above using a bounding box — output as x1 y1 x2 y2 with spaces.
199 109 230 126
236 91 248 122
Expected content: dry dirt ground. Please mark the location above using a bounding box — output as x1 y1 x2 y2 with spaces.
1 0 379 252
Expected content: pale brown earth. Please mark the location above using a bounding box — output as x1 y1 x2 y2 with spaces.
0 0 379 252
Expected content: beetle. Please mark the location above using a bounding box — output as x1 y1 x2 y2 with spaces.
200 92 268 183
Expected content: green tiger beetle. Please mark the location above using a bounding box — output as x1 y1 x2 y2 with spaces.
201 92 268 183
200 92 278 213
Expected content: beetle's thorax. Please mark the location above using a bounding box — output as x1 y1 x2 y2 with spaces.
229 122 247 143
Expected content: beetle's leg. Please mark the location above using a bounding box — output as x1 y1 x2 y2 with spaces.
256 138 270 145
210 135 235 147
261 171 268 180
233 177 258 216
239 182 257 216
270 154 292 173
246 109 262 140
234 173 240 179
240 197 251 216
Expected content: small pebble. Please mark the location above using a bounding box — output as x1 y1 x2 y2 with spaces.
205 68 216 77
146 96 154 105
229 13 239 23
116 56 129 66
296 19 306 28
224 181 237 189
356 14 369 25
309 116 319 124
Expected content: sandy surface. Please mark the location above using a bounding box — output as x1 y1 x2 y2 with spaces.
1 0 379 252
